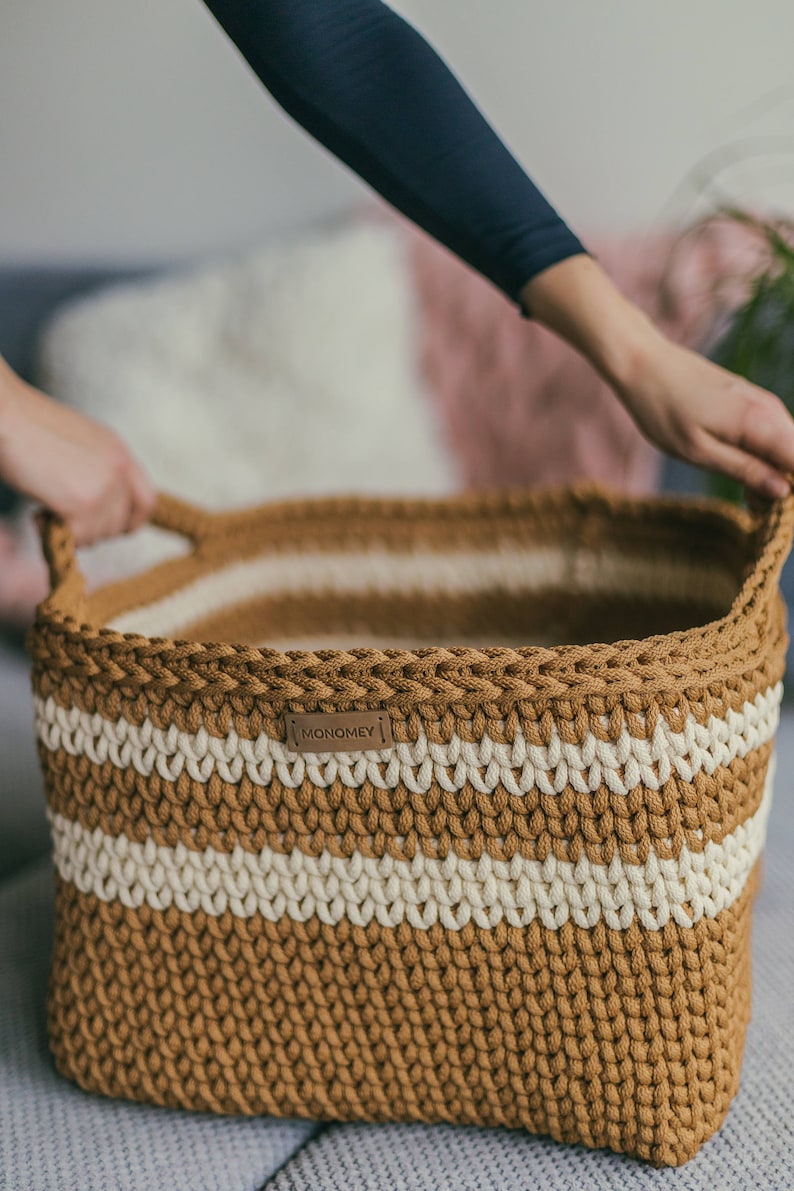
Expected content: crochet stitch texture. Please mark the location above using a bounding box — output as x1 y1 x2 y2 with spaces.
27 480 794 1167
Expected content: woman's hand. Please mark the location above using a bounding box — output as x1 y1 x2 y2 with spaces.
0 357 155 546
609 332 794 498
522 254 794 499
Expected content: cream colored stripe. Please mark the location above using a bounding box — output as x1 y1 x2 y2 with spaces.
34 681 782 798
47 751 775 932
106 546 738 638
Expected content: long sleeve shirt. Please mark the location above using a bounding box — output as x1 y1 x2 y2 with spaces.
201 0 588 316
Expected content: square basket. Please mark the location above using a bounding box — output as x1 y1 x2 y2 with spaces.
27 479 794 1167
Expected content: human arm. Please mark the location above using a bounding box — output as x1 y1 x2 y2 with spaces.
200 0 588 310
522 255 794 499
0 354 155 545
201 0 794 499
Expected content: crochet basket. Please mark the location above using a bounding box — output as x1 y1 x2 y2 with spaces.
28 479 794 1168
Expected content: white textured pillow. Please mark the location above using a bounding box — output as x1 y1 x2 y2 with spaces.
36 219 457 584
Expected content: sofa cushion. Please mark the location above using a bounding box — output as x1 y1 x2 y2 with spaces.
33 220 457 589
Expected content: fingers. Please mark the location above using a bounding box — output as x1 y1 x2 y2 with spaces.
0 382 157 547
69 480 134 548
693 430 791 499
66 447 155 548
719 382 794 480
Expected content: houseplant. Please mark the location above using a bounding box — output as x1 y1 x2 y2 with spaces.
655 124 794 503
701 205 794 502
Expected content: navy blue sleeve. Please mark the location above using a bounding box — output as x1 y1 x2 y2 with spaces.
200 0 589 316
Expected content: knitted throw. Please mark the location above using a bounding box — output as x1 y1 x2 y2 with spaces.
27 481 794 1167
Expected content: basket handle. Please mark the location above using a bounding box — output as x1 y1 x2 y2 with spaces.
36 491 220 621
34 477 794 623
146 491 220 544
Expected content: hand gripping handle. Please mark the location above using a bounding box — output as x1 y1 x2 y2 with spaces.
36 491 220 623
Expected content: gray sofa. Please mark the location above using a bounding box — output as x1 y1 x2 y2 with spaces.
2 269 794 1191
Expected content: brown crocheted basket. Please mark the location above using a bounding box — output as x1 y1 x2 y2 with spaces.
27 480 794 1167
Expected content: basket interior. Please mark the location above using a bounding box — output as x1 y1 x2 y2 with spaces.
96 498 754 651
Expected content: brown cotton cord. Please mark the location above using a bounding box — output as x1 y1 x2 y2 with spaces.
26 478 794 1167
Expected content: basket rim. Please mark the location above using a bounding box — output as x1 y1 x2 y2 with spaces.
26 480 794 705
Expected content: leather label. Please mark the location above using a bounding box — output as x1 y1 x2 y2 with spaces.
285 710 394 753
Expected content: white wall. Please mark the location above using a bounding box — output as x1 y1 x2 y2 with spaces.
2 0 794 264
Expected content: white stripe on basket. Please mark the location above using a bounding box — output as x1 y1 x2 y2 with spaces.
106 546 740 638
47 750 775 932
33 682 782 797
